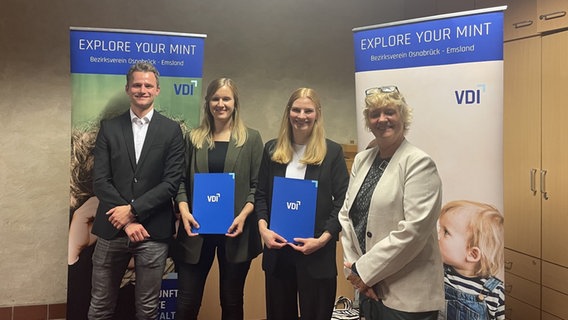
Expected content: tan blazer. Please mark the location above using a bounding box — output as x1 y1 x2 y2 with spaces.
339 139 444 313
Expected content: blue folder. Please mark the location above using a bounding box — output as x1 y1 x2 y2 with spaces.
269 176 318 243
192 173 235 234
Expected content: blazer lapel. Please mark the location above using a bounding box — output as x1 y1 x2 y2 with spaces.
350 148 379 198
121 112 137 171
304 164 321 181
195 141 209 173
135 111 159 170
223 139 242 173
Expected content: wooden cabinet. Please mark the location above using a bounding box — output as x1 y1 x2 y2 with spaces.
505 296 541 319
537 0 568 32
476 0 538 41
503 36 541 258
541 31 568 268
504 29 568 320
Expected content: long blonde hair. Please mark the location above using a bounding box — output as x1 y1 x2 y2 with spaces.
271 88 326 165
440 200 504 278
190 78 248 149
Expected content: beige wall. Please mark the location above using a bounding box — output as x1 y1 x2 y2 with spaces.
0 0 479 312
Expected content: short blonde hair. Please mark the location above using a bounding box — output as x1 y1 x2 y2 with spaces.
363 89 413 133
441 200 504 278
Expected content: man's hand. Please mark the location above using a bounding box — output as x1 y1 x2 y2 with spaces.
124 222 150 243
106 204 135 229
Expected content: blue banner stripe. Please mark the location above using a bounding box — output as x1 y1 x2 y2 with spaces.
70 30 205 77
353 11 503 72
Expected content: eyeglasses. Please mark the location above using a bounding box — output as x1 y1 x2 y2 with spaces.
365 86 399 96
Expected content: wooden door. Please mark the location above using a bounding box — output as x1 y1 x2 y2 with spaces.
503 36 542 258
541 30 568 267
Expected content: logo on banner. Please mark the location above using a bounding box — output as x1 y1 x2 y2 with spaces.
174 80 198 96
455 84 485 105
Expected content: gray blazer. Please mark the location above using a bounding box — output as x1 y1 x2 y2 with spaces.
176 128 263 264
339 139 444 312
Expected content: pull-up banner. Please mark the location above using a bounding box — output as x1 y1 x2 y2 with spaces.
353 7 505 319
68 27 206 320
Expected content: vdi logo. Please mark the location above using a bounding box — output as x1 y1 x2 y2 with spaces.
174 80 198 96
455 84 486 105
286 201 302 211
207 193 221 202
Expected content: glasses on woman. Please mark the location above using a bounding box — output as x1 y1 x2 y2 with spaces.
365 86 399 96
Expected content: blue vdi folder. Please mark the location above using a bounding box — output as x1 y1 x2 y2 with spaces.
192 173 235 234
269 176 318 243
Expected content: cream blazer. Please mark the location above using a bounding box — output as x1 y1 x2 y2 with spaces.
339 139 444 313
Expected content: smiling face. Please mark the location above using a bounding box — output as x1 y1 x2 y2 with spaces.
208 85 235 124
289 97 318 143
367 105 405 146
125 71 160 117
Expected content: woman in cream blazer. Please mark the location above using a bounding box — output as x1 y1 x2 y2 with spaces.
339 86 444 320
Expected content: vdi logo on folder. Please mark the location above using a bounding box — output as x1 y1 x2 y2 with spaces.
192 173 235 234
270 176 318 243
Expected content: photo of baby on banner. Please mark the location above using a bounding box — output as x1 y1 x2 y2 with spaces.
437 200 505 320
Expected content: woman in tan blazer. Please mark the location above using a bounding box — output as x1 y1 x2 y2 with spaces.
339 86 444 320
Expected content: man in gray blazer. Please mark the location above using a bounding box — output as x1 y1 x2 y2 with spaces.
88 62 185 320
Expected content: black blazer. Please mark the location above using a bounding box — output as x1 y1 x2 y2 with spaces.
91 110 185 241
255 139 349 279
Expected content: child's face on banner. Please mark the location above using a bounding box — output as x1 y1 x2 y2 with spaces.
438 211 472 271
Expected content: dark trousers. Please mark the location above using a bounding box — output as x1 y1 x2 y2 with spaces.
176 234 251 320
88 237 168 320
359 295 439 320
264 248 336 320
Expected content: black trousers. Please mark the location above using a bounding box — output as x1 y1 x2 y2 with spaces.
176 234 251 320
359 295 439 320
264 247 337 320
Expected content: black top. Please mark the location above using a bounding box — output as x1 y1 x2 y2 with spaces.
208 141 229 173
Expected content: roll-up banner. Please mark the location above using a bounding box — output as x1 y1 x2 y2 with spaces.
68 27 206 320
353 7 505 319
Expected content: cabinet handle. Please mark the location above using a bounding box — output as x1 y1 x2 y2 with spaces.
513 20 533 29
541 169 549 200
540 11 567 21
505 284 513 293
505 306 512 319
530 168 537 195
505 260 513 270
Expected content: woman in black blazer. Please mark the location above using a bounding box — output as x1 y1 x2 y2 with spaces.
255 88 349 320
175 78 263 320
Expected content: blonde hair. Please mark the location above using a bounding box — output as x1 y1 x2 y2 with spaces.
190 78 248 149
441 200 504 278
363 89 413 133
271 88 327 165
